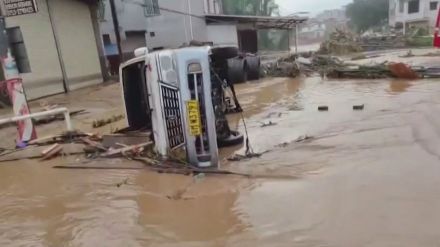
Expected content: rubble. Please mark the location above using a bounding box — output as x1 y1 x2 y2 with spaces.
318 106 329 111
388 63 419 79
260 58 300 78
318 29 363 55
353 105 365 111
262 50 430 80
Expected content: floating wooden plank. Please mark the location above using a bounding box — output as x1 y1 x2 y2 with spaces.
41 144 63 161
80 137 107 152
101 142 154 157
102 133 151 149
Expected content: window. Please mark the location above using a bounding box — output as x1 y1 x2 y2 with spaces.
430 1 438 10
399 0 404 13
144 0 160 17
102 34 111 45
98 0 106 21
408 0 420 13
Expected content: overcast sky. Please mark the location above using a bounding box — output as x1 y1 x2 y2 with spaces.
276 0 352 16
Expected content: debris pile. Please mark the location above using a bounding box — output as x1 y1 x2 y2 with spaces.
318 29 363 55
360 35 406 50
0 129 256 178
260 54 300 78
261 52 431 79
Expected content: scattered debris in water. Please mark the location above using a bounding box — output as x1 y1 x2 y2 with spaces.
260 121 277 128
353 104 365 111
116 178 129 188
295 135 314 143
318 29 363 55
318 106 329 111
399 50 414 58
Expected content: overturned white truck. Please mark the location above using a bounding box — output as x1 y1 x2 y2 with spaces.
119 46 243 168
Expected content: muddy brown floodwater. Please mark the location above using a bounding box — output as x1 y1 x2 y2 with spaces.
2 76 440 246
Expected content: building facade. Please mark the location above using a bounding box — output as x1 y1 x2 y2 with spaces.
389 0 439 33
5 0 104 100
100 0 223 55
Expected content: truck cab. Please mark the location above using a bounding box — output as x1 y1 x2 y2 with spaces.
119 47 219 168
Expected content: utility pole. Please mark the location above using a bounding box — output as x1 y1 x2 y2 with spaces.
187 0 194 40
89 1 110 81
46 0 69 93
295 23 299 54
109 0 123 61
0 1 37 146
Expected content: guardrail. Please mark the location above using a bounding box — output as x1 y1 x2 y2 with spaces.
0 107 73 131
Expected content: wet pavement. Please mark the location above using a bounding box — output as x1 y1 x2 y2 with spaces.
2 75 440 246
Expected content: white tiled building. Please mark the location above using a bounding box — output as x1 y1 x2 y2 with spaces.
389 0 439 33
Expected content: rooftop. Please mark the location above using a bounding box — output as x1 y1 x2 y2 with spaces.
205 14 308 30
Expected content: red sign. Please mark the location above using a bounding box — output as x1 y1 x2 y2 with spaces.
434 8 440 47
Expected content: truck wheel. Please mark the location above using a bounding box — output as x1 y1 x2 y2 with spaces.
246 56 261 80
217 130 244 148
210 46 239 61
227 58 247 84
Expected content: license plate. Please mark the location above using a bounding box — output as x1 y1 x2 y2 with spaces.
186 100 202 136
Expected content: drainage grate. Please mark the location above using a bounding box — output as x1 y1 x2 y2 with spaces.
161 85 184 148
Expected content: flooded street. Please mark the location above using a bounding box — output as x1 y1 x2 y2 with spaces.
3 76 440 246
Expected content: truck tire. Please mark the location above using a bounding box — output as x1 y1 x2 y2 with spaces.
210 46 239 61
227 58 247 84
217 130 244 147
246 56 261 80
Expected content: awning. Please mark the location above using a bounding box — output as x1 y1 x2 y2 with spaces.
205 14 308 30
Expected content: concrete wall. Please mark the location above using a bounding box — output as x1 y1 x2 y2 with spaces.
6 0 64 99
206 25 238 46
145 0 208 50
6 0 102 99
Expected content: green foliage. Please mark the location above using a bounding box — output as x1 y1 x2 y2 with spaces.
222 0 279 16
346 0 389 33
222 0 287 50
258 30 290 51
406 36 433 47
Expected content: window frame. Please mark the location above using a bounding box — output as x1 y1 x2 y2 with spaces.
144 0 160 17
408 0 420 14
430 1 438 10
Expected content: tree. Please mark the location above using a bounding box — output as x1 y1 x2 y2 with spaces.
222 0 280 16
346 0 389 33
221 0 287 51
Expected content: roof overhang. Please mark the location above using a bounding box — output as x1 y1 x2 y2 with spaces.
205 14 308 30
77 0 99 4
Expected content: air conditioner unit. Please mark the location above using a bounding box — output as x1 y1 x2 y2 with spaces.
119 47 219 168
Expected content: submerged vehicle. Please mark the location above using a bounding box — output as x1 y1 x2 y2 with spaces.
119 46 244 168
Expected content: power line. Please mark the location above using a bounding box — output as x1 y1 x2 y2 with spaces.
121 0 227 24
120 0 305 28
